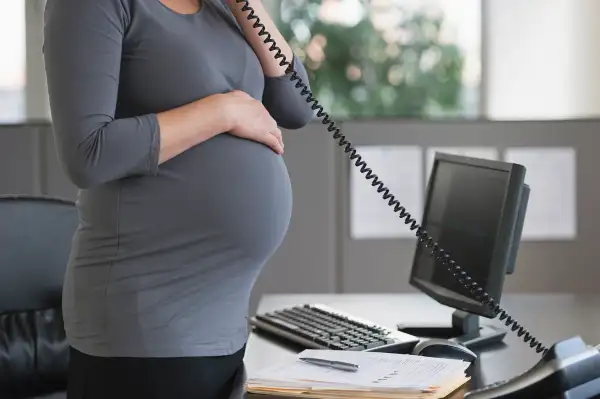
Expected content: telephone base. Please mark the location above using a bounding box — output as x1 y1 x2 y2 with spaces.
397 310 507 350
464 336 600 399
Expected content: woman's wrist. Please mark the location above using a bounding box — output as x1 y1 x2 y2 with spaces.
193 93 236 136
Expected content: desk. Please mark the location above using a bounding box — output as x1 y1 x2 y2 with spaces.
244 293 600 390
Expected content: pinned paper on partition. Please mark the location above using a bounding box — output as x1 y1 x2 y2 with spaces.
350 146 423 239
504 147 577 241
425 147 499 183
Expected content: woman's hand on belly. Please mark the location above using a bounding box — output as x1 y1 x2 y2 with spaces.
219 90 284 154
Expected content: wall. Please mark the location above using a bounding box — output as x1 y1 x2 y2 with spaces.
1 120 598 313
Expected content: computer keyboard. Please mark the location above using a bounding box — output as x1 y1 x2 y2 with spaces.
250 304 419 353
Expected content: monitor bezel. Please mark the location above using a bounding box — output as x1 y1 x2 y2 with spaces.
409 152 526 319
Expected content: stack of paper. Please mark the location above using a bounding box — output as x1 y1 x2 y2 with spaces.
247 349 470 399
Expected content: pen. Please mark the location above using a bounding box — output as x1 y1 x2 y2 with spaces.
299 357 359 372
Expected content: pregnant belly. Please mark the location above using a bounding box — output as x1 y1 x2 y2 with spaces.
93 134 293 263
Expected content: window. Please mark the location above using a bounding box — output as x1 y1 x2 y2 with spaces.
0 1 26 122
274 0 482 119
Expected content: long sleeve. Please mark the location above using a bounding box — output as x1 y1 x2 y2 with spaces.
262 56 315 130
43 0 160 189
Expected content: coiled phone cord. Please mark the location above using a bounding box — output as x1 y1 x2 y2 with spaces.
234 0 548 356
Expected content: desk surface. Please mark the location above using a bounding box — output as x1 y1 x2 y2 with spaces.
244 293 600 389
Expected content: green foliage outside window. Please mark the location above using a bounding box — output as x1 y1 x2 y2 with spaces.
275 0 475 119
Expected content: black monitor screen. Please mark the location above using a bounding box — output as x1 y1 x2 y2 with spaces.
412 159 509 306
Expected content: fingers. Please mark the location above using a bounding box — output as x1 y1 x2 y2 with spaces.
229 91 284 154
271 128 284 151
262 130 284 154
263 109 283 154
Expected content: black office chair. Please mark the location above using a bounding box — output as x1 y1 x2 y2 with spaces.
0 195 78 399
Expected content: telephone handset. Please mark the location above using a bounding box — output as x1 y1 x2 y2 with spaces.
233 1 600 397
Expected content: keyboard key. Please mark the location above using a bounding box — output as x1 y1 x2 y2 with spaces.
366 341 387 349
255 315 299 331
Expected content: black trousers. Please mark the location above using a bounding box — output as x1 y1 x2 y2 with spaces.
67 345 246 399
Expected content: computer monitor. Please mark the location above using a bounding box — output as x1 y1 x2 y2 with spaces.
397 152 529 350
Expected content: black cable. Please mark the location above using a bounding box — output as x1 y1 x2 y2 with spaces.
234 0 548 355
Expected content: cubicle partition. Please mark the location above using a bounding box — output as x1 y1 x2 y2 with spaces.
0 122 46 196
1 120 599 312
339 120 600 294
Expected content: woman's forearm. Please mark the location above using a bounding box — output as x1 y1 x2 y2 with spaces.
156 94 231 164
227 0 294 77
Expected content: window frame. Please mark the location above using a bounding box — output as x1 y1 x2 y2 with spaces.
479 0 489 118
271 0 487 120
25 0 489 121
26 0 49 121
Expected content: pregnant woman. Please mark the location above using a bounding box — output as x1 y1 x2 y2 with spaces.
43 0 313 397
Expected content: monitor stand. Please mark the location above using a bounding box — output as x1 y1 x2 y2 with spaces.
396 310 507 350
